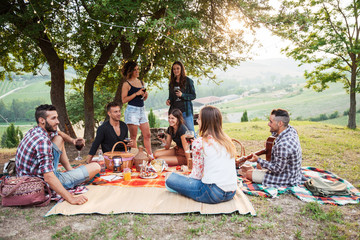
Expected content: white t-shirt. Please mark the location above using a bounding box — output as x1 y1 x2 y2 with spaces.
190 136 237 192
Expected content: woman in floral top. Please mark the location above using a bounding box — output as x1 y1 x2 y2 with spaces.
165 106 238 204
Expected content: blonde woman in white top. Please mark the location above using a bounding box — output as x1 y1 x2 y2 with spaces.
165 105 237 204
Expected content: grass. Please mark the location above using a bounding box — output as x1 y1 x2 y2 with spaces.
0 122 359 239
224 121 360 188
0 79 51 105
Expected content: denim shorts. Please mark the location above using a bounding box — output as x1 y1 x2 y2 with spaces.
52 144 89 189
124 105 148 126
165 172 236 204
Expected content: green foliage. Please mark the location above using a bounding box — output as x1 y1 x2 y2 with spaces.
241 110 249 122
66 87 114 127
148 108 159 128
268 0 360 129
309 111 340 122
1 123 23 148
0 99 44 123
1 0 275 140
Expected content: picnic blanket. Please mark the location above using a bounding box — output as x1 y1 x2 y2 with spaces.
45 185 256 216
240 166 360 206
91 170 165 188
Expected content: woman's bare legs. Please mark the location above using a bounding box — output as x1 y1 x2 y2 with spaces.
154 148 186 166
139 122 152 155
127 124 139 149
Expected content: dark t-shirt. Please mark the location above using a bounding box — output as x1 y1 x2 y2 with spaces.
166 124 188 149
169 83 185 113
89 121 128 155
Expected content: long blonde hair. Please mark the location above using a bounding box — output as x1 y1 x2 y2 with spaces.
198 106 236 158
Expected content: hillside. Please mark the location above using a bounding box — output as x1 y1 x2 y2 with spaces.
1 58 359 127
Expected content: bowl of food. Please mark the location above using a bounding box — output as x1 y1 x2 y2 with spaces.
150 159 167 173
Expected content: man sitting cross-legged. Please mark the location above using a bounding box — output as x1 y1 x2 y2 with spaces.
15 104 100 205
241 108 302 188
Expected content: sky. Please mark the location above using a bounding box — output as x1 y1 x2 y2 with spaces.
250 27 289 59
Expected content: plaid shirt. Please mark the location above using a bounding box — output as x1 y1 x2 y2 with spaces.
15 126 57 178
258 125 302 188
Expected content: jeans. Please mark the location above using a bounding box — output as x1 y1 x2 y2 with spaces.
165 172 236 204
52 144 89 189
182 112 196 137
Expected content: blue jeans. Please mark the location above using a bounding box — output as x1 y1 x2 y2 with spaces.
52 144 89 189
165 173 236 204
182 112 196 137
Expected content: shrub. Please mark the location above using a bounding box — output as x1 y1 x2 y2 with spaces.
329 111 339 119
148 108 159 128
241 110 249 122
0 123 23 148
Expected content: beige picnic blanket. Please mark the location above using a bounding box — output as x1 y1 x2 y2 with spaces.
46 185 256 216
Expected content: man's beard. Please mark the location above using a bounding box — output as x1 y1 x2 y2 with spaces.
45 120 57 133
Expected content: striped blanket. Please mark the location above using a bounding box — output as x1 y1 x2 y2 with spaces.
240 166 360 205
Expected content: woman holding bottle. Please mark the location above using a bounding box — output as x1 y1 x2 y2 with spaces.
165 106 237 204
166 61 196 135
121 60 153 157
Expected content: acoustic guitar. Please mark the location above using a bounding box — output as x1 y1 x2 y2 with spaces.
235 136 276 168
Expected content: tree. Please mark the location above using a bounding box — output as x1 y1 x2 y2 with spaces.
0 123 22 148
0 0 76 137
148 108 159 128
66 87 114 127
241 110 248 122
267 0 360 129
1 0 272 140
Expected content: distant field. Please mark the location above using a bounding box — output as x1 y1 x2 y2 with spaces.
220 83 360 125
321 113 360 126
0 80 51 104
0 80 27 96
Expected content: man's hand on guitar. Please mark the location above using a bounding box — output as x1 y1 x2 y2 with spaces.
249 154 259 162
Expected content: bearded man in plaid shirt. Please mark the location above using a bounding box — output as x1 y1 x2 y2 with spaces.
242 109 302 188
15 104 100 205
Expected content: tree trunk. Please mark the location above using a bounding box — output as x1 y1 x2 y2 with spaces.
83 42 119 141
113 77 125 107
37 35 76 137
347 66 357 129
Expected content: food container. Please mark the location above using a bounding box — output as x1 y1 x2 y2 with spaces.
104 141 134 171
133 146 151 172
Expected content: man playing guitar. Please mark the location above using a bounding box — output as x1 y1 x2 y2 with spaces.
241 109 302 188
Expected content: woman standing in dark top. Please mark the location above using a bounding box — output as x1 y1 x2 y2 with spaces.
154 109 191 166
166 61 196 135
121 61 153 157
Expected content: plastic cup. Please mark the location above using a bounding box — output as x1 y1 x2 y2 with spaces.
123 168 131 181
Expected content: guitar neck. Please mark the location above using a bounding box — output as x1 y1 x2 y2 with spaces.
236 149 266 167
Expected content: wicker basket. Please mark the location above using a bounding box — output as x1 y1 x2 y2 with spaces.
231 138 245 166
103 141 135 171
232 138 246 157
